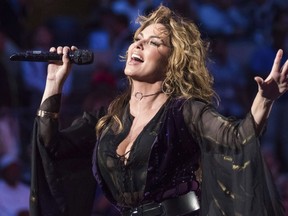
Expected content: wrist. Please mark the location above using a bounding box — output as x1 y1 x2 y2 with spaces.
45 80 63 94
41 85 62 104
257 92 275 105
37 109 59 119
39 94 62 112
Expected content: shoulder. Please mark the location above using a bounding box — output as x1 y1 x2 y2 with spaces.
169 97 212 112
170 97 217 124
164 98 214 125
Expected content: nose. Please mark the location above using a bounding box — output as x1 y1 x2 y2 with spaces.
135 39 147 49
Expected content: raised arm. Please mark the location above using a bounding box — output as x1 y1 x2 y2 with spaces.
36 46 99 156
251 49 288 133
41 46 76 104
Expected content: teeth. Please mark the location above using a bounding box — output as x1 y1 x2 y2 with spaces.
132 53 143 62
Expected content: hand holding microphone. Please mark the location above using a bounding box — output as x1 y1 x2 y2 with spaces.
26 46 85 103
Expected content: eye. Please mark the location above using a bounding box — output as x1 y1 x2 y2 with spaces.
134 37 141 43
148 39 161 47
133 36 164 47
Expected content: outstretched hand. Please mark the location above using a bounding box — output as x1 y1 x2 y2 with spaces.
254 49 288 101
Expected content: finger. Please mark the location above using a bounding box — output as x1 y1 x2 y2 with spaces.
254 76 263 84
271 49 283 74
280 60 288 83
49 47 56 52
71 45 78 51
63 46 70 54
56 46 63 54
254 76 264 89
264 50 283 82
62 46 71 63
282 60 288 78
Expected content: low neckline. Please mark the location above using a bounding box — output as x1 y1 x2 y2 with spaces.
115 98 171 163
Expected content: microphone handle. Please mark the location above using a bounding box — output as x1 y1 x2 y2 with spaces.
31 51 63 61
10 51 63 62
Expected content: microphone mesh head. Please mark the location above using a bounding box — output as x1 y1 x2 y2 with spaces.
71 50 94 64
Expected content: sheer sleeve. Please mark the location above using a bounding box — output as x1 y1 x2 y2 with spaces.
183 99 259 153
37 94 102 158
183 99 284 216
30 94 106 216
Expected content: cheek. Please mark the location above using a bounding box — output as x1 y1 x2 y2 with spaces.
153 58 168 78
156 54 169 71
126 44 134 57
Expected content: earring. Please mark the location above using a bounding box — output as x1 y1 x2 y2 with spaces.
161 79 174 95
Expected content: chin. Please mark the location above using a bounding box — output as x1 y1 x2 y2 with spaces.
124 67 136 76
124 69 130 76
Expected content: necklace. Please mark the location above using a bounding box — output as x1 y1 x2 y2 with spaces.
134 91 162 100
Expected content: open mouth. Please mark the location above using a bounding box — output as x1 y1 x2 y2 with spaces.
131 53 144 62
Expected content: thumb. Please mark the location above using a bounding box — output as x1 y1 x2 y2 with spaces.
254 76 264 90
62 48 71 64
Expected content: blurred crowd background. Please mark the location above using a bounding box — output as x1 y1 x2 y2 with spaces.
1 0 288 215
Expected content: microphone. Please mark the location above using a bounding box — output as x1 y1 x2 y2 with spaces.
9 49 94 65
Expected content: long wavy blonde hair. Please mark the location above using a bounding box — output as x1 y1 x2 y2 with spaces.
96 5 216 136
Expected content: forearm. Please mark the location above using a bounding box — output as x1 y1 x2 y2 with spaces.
36 94 98 157
184 100 258 151
37 94 62 148
41 81 63 105
251 92 274 133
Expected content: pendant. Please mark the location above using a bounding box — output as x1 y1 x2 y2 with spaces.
135 92 144 100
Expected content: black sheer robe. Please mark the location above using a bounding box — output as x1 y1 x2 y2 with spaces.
30 94 284 216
